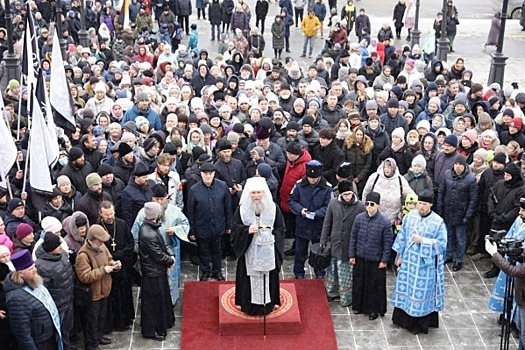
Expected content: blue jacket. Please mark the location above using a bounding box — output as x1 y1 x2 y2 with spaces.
379 112 408 136
313 2 326 21
187 178 232 238
4 274 57 348
288 177 332 240
188 29 199 50
120 178 155 229
437 167 478 226
348 210 393 263
121 104 162 130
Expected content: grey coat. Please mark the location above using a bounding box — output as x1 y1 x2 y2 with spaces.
271 20 285 50
320 195 366 261
486 15 500 46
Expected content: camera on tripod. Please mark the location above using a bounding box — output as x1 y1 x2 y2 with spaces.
486 229 525 262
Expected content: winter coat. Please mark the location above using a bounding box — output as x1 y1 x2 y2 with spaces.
221 0 235 23
361 158 415 223
355 14 371 36
121 104 162 131
393 2 406 29
313 2 326 21
432 151 457 193
101 177 126 207
488 178 525 231
437 167 478 225
311 141 344 186
342 134 373 184
209 1 222 25
231 10 250 33
271 20 285 50
4 274 57 348
245 141 287 174
120 178 154 229
4 214 35 240
59 162 94 195
35 246 74 310
63 212 90 254
255 0 269 18
365 124 391 173
191 68 216 97
139 218 173 278
320 195 366 260
176 0 193 16
478 167 505 214
404 170 434 196
76 189 114 225
112 158 135 184
280 149 311 213
187 179 232 238
378 143 414 175
75 241 114 301
301 14 321 37
349 210 392 263
288 176 332 240
320 102 345 127
487 15 501 45
196 0 207 9
41 200 73 223
379 112 408 136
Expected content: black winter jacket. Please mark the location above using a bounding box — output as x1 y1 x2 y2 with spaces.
120 179 154 229
76 190 114 225
311 141 344 186
488 178 525 231
378 143 414 176
478 167 505 213
349 210 393 263
4 273 57 348
437 168 478 225
59 162 94 195
139 218 173 278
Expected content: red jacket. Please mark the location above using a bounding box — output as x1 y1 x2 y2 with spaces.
279 149 312 213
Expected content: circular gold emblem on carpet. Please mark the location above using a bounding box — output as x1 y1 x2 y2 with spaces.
221 286 294 320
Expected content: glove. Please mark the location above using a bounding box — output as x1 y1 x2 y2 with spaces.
485 239 498 256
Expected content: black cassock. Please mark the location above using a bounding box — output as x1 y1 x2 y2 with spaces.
101 217 135 331
230 204 285 316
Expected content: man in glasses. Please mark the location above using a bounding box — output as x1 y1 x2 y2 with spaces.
391 189 447 335
348 191 392 320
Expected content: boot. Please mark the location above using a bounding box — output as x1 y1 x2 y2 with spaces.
484 265 500 278
284 241 296 256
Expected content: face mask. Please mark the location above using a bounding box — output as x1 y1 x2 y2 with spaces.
59 158 68 166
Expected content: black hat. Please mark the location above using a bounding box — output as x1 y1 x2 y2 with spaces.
151 184 168 198
7 197 24 213
133 161 150 177
505 162 521 179
340 49 350 58
0 187 7 198
42 233 61 252
302 116 315 127
143 137 156 153
48 187 63 199
192 146 206 161
286 121 300 131
418 189 434 203
454 154 467 167
493 152 507 165
365 191 381 204
68 147 84 162
97 163 113 177
118 142 134 158
75 215 88 228
213 90 225 101
217 139 232 152
198 154 212 163
338 179 353 194
286 141 302 156
337 162 353 178
200 162 216 173
163 142 177 155
232 123 245 133
306 160 323 178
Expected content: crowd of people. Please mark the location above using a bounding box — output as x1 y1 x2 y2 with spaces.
1 0 525 348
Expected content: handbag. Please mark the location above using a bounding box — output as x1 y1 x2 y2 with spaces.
308 243 331 270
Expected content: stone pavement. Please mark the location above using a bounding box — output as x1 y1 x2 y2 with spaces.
91 238 514 350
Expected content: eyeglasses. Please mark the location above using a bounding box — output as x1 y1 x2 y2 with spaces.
365 202 376 207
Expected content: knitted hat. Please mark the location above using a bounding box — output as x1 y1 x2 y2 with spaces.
493 152 507 165
143 137 156 152
503 109 515 118
454 154 468 167
227 132 240 143
11 250 34 271
366 100 378 110
200 124 212 135
16 223 33 240
287 121 300 131
56 175 71 187
488 96 500 107
86 173 102 188
306 160 323 178
462 129 478 143
365 191 381 204
387 98 399 108
338 179 353 194
257 163 273 179
511 117 523 131
302 116 315 127
42 233 61 253
41 216 62 234
416 120 430 132
505 162 521 179
412 154 427 168
136 91 149 102
294 98 305 108
121 132 136 143
8 79 20 90
75 215 88 228
232 123 245 133
7 198 24 214
391 127 405 140
135 116 149 129
133 161 150 177
144 202 162 220
68 147 84 162
87 224 110 242
286 141 302 156
473 148 488 162
428 96 441 107
97 163 114 177
444 134 458 147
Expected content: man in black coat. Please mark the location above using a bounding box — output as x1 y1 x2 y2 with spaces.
81 133 104 172
98 164 126 213
311 128 344 187
255 0 269 34
76 173 114 225
121 162 155 229
35 234 75 350
112 142 136 184
5 250 62 349
59 147 94 195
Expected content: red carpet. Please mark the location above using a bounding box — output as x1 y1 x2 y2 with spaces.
181 280 338 350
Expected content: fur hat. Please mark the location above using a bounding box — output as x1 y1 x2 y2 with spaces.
338 179 353 194
306 160 323 178
87 224 110 242
286 141 302 156
365 191 381 204
11 250 34 271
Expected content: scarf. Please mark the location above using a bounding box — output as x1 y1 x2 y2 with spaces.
391 140 406 152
